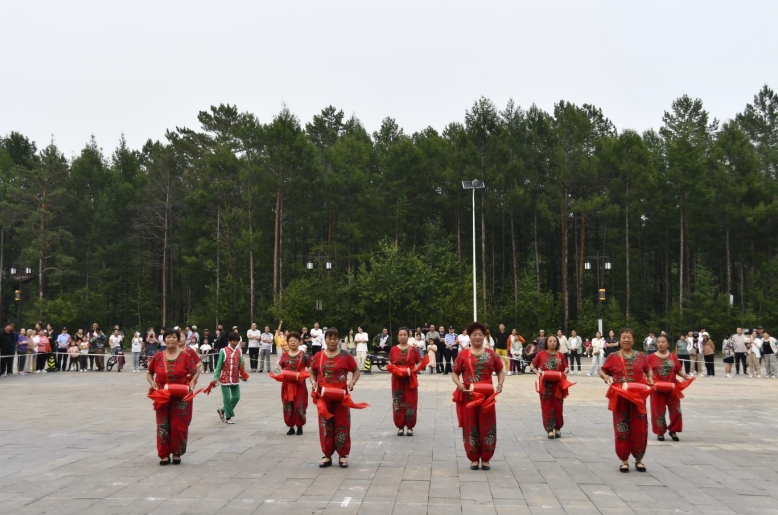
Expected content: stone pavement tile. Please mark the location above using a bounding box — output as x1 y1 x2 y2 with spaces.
215 498 263 515
335 479 372 501
460 481 494 502
72 497 167 515
391 502 428 515
597 509 637 515
365 482 401 498
494 504 531 515
585 487 630 509
518 483 560 507
528 506 566 515
548 485 589 501
402 465 431 481
268 478 314 502
613 488 656 503
395 480 430 503
356 500 396 515
11 498 98 515
148 498 230 514
488 485 524 500
428 503 463 515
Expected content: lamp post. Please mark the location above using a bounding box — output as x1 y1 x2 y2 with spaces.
306 253 332 318
9 266 32 329
462 180 485 322
584 252 611 335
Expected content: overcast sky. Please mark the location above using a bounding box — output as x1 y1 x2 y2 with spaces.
1 0 776 157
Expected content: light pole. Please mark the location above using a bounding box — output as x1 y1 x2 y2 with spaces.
306 253 332 319
9 266 32 329
584 252 611 335
462 180 485 322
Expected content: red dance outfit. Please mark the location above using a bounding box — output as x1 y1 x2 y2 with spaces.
601 351 651 462
388 345 422 430
453 348 503 463
647 353 683 436
278 351 311 428
148 351 199 459
311 350 358 458
531 351 569 432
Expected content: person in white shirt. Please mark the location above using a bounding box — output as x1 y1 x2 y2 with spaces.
457 329 471 351
259 326 274 373
131 331 143 373
409 330 425 357
762 330 778 378
199 338 213 373
746 330 762 378
567 330 582 374
109 329 123 356
556 330 570 360
246 323 262 372
310 322 323 357
354 326 369 371
688 331 703 376
587 331 605 376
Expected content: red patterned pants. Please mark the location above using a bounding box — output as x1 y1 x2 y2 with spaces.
650 391 682 435
318 400 351 457
539 389 564 432
611 398 647 462
391 376 418 429
282 383 309 428
462 405 497 462
155 399 192 459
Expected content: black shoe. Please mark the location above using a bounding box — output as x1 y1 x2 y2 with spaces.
296 426 303 435
657 435 665 441
669 432 680 442
287 427 295 435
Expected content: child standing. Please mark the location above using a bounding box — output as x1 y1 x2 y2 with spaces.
68 341 81 371
214 332 247 424
427 342 437 374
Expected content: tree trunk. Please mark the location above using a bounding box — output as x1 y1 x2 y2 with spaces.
625 181 631 321
162 183 169 328
273 183 281 295
215 205 221 327
456 208 461 267
0 227 4 321
739 260 745 316
249 194 255 323
510 212 519 327
534 207 540 293
679 195 684 316
279 186 285 307
480 190 487 321
725 216 731 298
561 197 569 333
577 213 586 317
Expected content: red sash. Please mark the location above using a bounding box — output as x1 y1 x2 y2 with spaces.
452 349 500 427
310 352 369 419
387 351 429 389
270 354 309 402
534 355 576 399
655 376 694 398
147 383 203 410
606 382 653 414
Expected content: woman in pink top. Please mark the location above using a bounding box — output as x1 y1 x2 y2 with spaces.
36 330 51 373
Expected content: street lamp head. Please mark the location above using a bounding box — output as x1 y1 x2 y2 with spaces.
10 267 16 275
325 262 332 270
604 262 612 270
24 267 32 274
306 262 314 270
584 262 591 271
462 180 486 190
599 288 606 301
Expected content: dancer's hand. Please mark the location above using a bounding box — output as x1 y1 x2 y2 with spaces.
496 384 503 393
348 382 355 391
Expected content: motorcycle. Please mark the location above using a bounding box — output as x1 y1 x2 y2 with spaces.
363 352 388 373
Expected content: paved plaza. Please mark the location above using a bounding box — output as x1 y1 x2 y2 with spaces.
1 361 777 515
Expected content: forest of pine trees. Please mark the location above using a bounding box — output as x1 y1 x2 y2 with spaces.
1 86 777 342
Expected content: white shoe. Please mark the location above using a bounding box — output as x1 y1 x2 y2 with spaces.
587 373 592 377
577 371 581 375
749 374 753 378
226 419 235 424
757 375 761 378
1 373 7 377
726 373 732 378
35 370 41 374
42 370 47 373
507 372 512 376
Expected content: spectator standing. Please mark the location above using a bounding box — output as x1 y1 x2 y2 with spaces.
258 326 273 372
36 330 51 373
731 327 748 375
131 331 143 372
344 329 356 355
509 329 524 375
199 336 213 373
426 325 441 373
457 328 470 351
443 326 457 374
676 332 690 375
247 323 262 372
145 328 157 359
643 331 658 355
77 335 89 372
16 329 28 375
534 330 547 351
354 326 369 371
158 327 167 352
568 330 582 374
761 330 777 378
702 332 715 376
0 324 16 376
722 334 735 378
494 324 511 374
67 340 80 370
309 322 323 357
587 331 605 376
556 330 570 362
688 331 703 376
604 330 619 357
522 342 538 374
374 327 392 355
746 330 762 377
91 327 107 371
56 327 71 371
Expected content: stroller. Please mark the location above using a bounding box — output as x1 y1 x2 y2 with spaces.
107 348 126 372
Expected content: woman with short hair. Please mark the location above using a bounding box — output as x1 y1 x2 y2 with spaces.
452 322 505 471
531 334 572 439
388 327 423 436
647 335 690 442
600 327 653 473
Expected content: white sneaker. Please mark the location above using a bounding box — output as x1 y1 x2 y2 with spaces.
42 370 47 373
35 370 40 374
507 372 512 376
226 419 235 424
749 374 753 378
726 373 732 378
577 371 581 375
587 373 592 377
1 373 7 377
757 375 761 378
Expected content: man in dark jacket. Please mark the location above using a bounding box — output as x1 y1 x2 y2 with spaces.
0 324 18 376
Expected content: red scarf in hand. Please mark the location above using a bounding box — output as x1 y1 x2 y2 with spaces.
311 386 369 419
270 368 311 402
606 382 653 414
387 352 429 389
451 349 500 427
535 360 576 399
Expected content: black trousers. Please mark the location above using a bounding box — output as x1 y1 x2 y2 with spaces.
734 352 747 374
0 351 13 374
568 350 581 371
17 354 26 373
679 355 691 374
704 354 715 376
443 346 459 373
36 353 47 371
57 350 68 371
436 347 445 373
248 347 259 370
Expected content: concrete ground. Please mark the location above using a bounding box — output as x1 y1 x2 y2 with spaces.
0 358 776 515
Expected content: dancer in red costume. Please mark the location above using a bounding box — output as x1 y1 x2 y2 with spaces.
387 327 424 436
647 334 691 442
452 322 505 471
310 328 364 469
531 334 574 439
276 332 311 435
600 327 654 473
146 329 200 465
